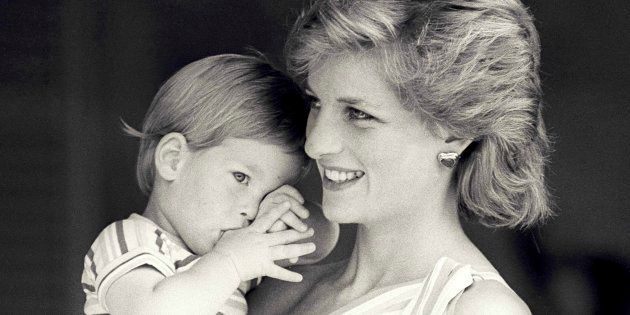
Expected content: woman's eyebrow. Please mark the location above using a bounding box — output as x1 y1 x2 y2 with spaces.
305 88 316 97
304 81 316 96
338 97 380 108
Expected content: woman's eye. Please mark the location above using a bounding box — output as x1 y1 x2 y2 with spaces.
347 107 375 121
233 172 250 185
307 95 321 110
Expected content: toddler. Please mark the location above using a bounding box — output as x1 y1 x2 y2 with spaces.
81 54 337 314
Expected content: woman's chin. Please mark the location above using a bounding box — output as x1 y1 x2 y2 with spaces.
321 200 360 224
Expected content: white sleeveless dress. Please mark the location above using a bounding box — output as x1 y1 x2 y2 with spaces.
329 257 514 315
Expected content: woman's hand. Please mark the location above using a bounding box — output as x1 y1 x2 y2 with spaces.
258 185 310 233
213 201 316 282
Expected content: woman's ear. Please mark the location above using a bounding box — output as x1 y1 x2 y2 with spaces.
444 136 473 156
154 132 189 181
436 125 473 155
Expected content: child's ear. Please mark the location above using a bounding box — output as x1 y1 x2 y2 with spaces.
154 132 189 181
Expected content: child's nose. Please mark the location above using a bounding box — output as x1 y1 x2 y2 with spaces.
239 206 257 222
239 213 254 227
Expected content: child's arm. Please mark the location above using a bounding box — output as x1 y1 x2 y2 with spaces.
105 202 315 315
257 185 340 266
106 251 240 314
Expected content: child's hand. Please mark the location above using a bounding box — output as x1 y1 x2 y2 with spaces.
258 185 310 233
213 201 316 283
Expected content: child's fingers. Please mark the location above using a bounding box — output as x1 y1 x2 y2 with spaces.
265 228 314 246
250 201 291 233
280 211 308 232
272 185 305 204
268 194 310 219
265 264 303 282
269 243 316 261
268 220 288 232
287 199 310 219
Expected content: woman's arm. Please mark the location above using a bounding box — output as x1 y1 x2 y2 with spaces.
288 199 339 265
248 263 337 315
453 281 531 315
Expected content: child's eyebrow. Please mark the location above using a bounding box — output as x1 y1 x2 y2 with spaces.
244 163 262 176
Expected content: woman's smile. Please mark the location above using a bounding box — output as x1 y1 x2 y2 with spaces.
319 163 366 191
304 53 445 224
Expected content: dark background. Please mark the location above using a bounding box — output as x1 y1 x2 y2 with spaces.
2 0 629 313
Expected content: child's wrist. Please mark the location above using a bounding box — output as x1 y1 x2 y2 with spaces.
213 251 242 281
193 251 241 285
211 249 260 282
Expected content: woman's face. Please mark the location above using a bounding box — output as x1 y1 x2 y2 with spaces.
305 53 449 224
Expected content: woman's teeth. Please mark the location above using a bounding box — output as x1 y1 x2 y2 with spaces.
324 169 364 183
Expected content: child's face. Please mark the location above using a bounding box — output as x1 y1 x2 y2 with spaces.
164 138 305 255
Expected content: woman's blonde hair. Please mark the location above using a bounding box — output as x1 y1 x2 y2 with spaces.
286 0 552 228
125 54 308 195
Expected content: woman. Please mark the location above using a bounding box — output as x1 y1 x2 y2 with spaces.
248 0 551 313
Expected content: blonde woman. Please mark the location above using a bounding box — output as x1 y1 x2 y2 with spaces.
248 0 551 314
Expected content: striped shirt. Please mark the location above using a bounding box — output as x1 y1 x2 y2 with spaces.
330 257 513 315
81 213 256 314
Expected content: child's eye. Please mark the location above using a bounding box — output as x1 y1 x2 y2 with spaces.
232 172 250 185
347 107 375 121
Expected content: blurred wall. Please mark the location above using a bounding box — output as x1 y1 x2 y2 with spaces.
1 0 628 313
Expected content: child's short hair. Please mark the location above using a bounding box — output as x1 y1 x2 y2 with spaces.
125 54 309 195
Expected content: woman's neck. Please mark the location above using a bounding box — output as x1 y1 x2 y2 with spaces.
331 192 473 300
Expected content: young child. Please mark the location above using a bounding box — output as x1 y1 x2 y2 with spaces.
81 54 338 314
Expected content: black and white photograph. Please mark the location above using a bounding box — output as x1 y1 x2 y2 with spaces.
2 0 629 314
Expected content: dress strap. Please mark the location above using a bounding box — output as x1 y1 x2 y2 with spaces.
404 257 471 314
405 257 512 315
472 271 510 287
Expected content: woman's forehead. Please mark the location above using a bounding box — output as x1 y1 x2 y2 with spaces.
308 54 391 95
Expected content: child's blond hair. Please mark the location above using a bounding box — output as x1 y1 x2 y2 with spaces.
125 54 308 195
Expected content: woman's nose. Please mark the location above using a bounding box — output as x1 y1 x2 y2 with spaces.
305 111 342 159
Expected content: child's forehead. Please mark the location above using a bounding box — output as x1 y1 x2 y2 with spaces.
214 137 299 156
205 138 305 171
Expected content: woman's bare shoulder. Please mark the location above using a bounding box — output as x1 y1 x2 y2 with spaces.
248 261 345 315
453 280 531 315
